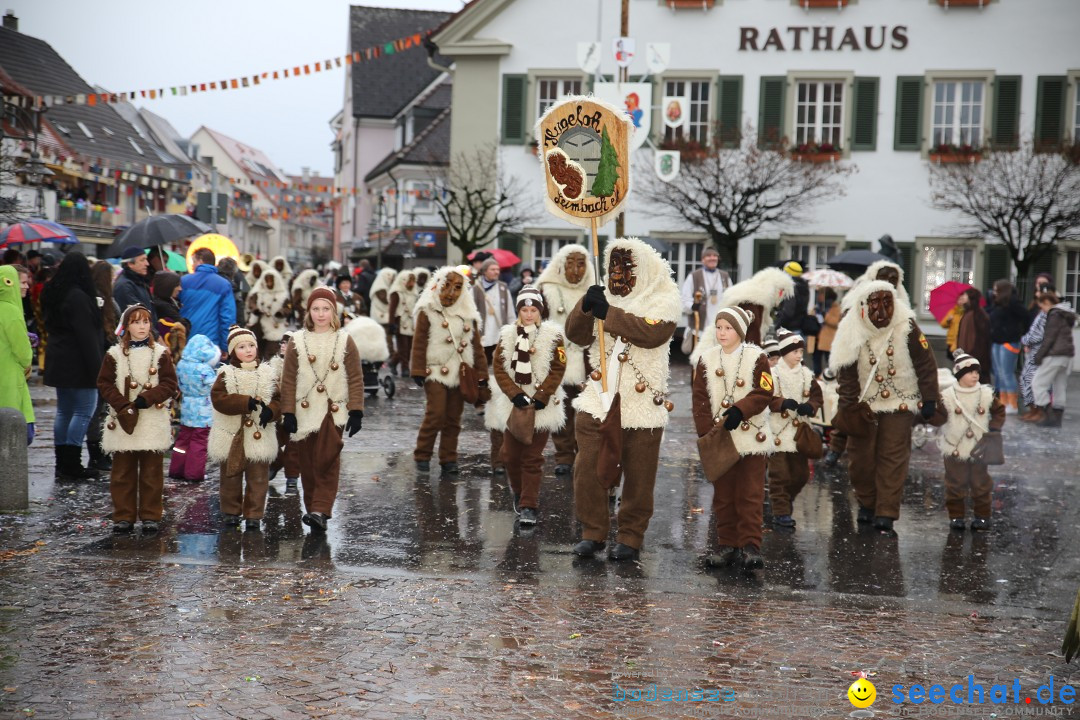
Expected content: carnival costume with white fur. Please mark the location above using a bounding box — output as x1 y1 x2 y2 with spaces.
717 267 796 346
389 270 419 374
244 259 268 290
290 269 320 326
269 255 294 288
564 237 680 552
246 267 291 358
368 268 397 325
840 260 911 313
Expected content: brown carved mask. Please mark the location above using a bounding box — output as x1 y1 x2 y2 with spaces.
564 252 587 285
876 266 901 289
866 290 894 329
607 248 636 297
439 272 464 307
406 275 416 290
263 274 275 290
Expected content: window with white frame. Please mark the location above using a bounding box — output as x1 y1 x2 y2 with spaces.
662 240 705 286
532 236 573 269
663 80 710 144
406 181 434 213
537 78 583 118
921 245 975 311
788 243 838 272
932 81 984 149
795 81 844 148
1065 250 1080 311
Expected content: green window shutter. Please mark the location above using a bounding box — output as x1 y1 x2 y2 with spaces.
983 244 1012 290
894 76 924 151
1032 247 1057 278
758 76 786 149
895 242 915 294
716 75 743 148
753 237 779 272
1034 76 1067 149
501 74 527 144
851 77 879 151
845 241 871 251
992 76 1021 149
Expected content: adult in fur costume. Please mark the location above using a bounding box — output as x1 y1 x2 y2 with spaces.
269 255 293 288
484 286 566 525
829 280 939 532
536 243 594 474
290 269 321 327
245 267 291 361
718 267 795 346
388 270 419 377
410 267 489 474
369 267 398 358
244 259 268 290
565 237 680 562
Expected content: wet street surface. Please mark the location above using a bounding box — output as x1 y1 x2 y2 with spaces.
2 364 1080 719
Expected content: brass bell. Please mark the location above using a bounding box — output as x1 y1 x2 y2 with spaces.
652 395 664 406
664 401 674 412
330 403 339 413
756 432 767 442
144 382 153 390
529 347 536 355
965 430 975 439
977 407 986 415
330 362 339 371
107 421 116 430
802 390 810 398
741 422 751 431
440 366 450 375
880 389 891 399
888 368 896 377
917 401 924 409
244 419 254 428
554 398 560 405
875 374 884 383
886 347 895 357
445 336 454 344
954 407 963 415
155 403 163 409
128 380 138 389
441 321 449 328
463 326 470 333
558 307 565 314
590 370 602 381
301 400 310 409
715 368 724 377
635 382 646 393
316 384 326 393
792 418 800 426
307 354 316 363
735 379 745 388
148 367 157 375
425 367 432 376
781 411 789 419
618 353 628 363
899 403 908 412
869 356 877 365
952 450 960 458
721 399 731 409
253 431 262 440
774 438 782 446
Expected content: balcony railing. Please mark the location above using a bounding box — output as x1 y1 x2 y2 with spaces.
57 204 115 229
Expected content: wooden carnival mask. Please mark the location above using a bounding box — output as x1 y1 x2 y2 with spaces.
439 272 464 307
875 266 901 289
866 290 894 329
607 248 636 297
564 252 587 285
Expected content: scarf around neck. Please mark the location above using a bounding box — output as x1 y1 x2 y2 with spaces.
514 323 537 386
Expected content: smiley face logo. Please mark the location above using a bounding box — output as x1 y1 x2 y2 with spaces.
847 678 876 708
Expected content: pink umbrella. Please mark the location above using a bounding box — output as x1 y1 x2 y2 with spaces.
468 248 521 269
928 280 985 323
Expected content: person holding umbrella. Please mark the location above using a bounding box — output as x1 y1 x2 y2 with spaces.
112 247 157 324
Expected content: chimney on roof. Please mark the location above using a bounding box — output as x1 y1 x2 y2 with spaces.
2 11 18 31
302 167 310 183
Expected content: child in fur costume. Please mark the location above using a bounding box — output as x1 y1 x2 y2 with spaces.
410 266 490 474
209 326 281 530
691 306 774 571
169 334 220 482
765 329 823 529
279 288 366 534
933 351 1005 531
762 338 781 368
97 305 178 534
484 286 566 525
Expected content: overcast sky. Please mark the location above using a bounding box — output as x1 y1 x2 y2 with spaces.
7 0 463 176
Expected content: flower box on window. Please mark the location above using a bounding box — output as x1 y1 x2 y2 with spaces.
929 144 982 163
790 142 842 163
801 0 848 7
937 0 986 6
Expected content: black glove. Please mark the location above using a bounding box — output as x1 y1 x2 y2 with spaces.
797 402 815 417
282 413 297 435
533 398 546 411
582 285 609 320
722 406 744 431
345 410 364 437
133 396 149 410
248 397 259 412
780 398 799 412
258 403 274 428
511 393 531 409
389 323 399 334
921 400 937 420
413 376 426 387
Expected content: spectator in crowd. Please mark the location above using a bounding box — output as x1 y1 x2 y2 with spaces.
813 288 839 376
0 265 34 446
1031 290 1076 427
508 267 536 299
179 248 235 353
1028 272 1054 325
988 279 1029 414
352 259 376 311
112 247 157 323
776 261 813 336
85 260 120 473
152 271 189 363
216 257 249 324
956 287 992 384
41 251 105 481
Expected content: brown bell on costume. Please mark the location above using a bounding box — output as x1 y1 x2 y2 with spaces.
425 367 432 376
244 419 254 428
441 320 449 328
977 407 985 415
307 354 316 363
952 450 960 457
715 368 724 377
128 380 138 389
875 374 884 383
774 438 781 446
330 404 339 413
635 382 646 393
143 383 152 390
107 421 116 430
590 370 602 381
741 422 750 431
756 432 767 442
652 395 664 406
886 347 894 356
148 367 156 375
664 401 674 412
316 384 326 393
445 336 454 344
155 403 163 409
899 403 908 412
880 389 891 399
965 430 975 438
529 347 536 355
781 411 789 419
954 407 963 415
721 399 731 409
618 353 629 363
802 390 810 398
888 368 896 377
440 366 450 375
253 431 262 440
735 379 745 388
301 400 310 409
330 362 339 371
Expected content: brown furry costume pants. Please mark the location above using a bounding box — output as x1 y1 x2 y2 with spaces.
111 451 164 522
414 381 465 464
845 411 913 519
713 455 767 549
767 452 810 517
502 430 550 510
943 457 993 519
551 385 580 466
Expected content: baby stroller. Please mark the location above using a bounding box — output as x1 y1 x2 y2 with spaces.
345 316 395 399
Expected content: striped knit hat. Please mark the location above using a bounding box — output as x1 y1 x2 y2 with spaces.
716 305 755 340
762 338 781 358
952 349 980 379
775 327 805 355
515 285 546 313
227 324 257 356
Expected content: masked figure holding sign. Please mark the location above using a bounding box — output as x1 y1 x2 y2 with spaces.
565 238 680 562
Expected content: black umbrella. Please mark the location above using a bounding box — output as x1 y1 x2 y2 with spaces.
104 214 211 258
827 248 890 275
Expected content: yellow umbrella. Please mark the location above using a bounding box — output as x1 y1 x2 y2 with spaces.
186 233 240 273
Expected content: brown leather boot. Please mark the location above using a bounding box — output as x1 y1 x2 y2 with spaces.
1019 405 1043 422
1036 407 1061 428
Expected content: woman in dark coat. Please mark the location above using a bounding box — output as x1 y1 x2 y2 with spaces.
956 287 992 385
988 279 1029 413
42 251 106 480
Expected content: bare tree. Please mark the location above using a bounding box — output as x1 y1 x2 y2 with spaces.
639 124 856 271
432 143 540 258
929 140 1080 288
0 142 33 225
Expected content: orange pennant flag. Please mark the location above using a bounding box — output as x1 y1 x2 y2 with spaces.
230 79 239 89
343 54 352 65
87 94 97 106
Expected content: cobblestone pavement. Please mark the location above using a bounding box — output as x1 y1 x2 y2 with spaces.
2 366 1079 719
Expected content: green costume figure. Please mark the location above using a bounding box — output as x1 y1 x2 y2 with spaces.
0 265 35 442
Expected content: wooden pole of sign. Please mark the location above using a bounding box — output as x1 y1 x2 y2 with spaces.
590 216 608 393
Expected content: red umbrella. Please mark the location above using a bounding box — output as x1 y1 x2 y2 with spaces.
0 218 78 247
468 248 521 269
928 280 985 323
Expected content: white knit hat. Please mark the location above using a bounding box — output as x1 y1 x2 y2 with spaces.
716 305 755 340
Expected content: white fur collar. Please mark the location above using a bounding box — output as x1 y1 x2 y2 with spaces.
414 266 480 323
829 281 916 370
536 243 595 290
603 237 681 323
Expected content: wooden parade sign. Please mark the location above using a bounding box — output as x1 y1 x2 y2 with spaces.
537 96 632 229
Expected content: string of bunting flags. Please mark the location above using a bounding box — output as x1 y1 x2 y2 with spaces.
2 29 435 109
